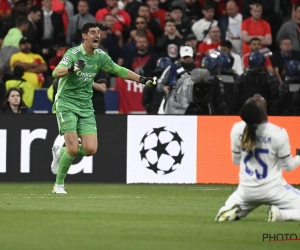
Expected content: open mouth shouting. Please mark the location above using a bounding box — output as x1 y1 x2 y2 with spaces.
92 38 99 46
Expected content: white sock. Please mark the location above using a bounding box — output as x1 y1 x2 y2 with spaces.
280 209 300 221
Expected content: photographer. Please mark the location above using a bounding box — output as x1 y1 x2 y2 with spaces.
164 68 214 115
234 49 280 114
142 57 173 114
277 60 300 115
157 45 196 111
201 51 238 114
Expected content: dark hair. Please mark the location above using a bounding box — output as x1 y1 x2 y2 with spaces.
81 22 99 34
249 37 261 44
1 88 26 113
202 2 215 11
295 3 300 11
16 16 29 27
28 5 41 14
136 29 147 38
279 37 292 45
13 66 25 78
164 18 176 26
240 101 264 151
139 3 149 9
135 16 147 23
78 0 89 5
221 40 233 49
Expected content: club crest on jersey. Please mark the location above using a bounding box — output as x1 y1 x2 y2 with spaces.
94 64 97 69
62 56 69 62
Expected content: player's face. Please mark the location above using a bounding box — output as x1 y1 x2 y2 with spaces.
84 27 101 50
8 91 21 106
220 46 230 55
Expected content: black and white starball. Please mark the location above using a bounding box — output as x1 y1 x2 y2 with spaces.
139 127 184 175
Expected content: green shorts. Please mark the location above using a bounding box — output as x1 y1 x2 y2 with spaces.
56 110 97 136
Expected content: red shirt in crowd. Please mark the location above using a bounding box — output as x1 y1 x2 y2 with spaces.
95 8 131 33
241 18 271 55
243 54 272 70
0 0 11 15
149 9 167 30
52 0 69 35
198 40 222 55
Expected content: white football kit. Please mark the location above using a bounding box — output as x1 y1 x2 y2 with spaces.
218 121 300 220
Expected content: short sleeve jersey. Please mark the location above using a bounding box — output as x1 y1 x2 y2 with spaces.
53 45 119 114
231 121 291 188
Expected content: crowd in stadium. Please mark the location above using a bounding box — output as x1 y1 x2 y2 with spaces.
0 0 299 114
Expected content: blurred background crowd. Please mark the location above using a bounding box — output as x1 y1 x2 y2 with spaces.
0 0 299 114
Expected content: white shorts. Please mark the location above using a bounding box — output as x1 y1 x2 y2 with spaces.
224 184 300 218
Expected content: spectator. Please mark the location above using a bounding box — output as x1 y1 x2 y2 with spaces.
220 40 243 75
182 0 203 25
52 0 74 36
130 16 155 46
5 0 28 31
87 0 106 16
123 0 142 21
192 2 218 42
98 23 108 52
5 66 35 108
126 35 158 76
0 87 34 113
276 3 300 52
242 37 274 74
272 37 300 83
102 14 122 63
169 5 191 39
185 34 203 68
0 0 12 48
157 45 196 96
2 16 29 48
133 3 162 37
241 3 272 55
156 18 185 61
92 78 107 114
117 30 153 66
66 0 95 47
218 0 242 55
146 0 168 30
48 41 69 73
10 37 47 89
198 26 222 55
95 0 131 37
38 0 65 60
25 5 42 54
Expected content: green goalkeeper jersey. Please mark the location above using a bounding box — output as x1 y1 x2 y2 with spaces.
52 44 128 116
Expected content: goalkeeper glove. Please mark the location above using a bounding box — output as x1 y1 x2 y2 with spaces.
68 59 86 73
139 76 157 86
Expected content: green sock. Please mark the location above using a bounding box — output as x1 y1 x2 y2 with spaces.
55 152 75 185
60 145 86 157
77 144 87 156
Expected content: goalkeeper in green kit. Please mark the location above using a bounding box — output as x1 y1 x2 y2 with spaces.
51 22 156 194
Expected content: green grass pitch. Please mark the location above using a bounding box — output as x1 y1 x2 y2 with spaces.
0 183 299 250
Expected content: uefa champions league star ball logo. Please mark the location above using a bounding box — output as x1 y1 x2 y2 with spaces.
139 127 184 175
